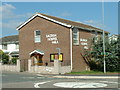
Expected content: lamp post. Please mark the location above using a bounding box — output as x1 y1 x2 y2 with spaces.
102 0 106 73
56 48 61 56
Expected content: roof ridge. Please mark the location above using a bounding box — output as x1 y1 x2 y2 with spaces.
39 13 107 32
1 35 18 38
17 12 109 33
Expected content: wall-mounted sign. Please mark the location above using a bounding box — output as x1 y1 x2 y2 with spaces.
80 39 87 42
46 34 59 44
80 38 88 49
81 43 88 45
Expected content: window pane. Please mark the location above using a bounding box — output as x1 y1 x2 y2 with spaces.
74 40 78 43
73 28 79 45
35 36 40 42
73 35 77 39
73 29 78 33
35 30 41 42
36 31 40 35
50 54 63 62
16 44 19 49
51 55 54 61
59 54 63 61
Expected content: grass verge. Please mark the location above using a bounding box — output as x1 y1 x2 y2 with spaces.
66 70 119 75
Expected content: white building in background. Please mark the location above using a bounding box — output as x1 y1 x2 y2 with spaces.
109 34 118 42
0 35 19 58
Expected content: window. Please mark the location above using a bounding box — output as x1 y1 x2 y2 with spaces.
50 53 63 62
2 44 7 50
73 28 79 45
34 30 41 43
15 43 19 49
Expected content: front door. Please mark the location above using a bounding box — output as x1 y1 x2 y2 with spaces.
31 53 43 66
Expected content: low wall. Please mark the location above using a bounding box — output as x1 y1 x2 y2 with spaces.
0 60 20 72
28 66 71 74
28 59 71 74
60 66 71 74
29 66 54 74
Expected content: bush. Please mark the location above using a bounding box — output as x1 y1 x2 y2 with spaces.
84 36 119 72
0 50 9 64
11 57 17 64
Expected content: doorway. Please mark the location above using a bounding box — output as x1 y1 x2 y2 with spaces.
31 53 43 66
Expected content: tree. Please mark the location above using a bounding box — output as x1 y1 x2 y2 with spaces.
84 35 119 72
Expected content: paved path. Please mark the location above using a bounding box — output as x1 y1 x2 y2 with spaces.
52 75 119 79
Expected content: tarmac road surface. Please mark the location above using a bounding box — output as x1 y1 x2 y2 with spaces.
1 71 119 89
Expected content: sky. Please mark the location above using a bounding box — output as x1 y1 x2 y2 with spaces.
0 2 118 37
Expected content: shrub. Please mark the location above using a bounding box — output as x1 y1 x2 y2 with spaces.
0 50 9 64
11 57 18 64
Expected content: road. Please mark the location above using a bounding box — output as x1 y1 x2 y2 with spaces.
1 71 119 89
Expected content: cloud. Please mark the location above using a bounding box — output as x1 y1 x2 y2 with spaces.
0 3 16 12
2 20 24 29
85 20 96 24
1 20 23 37
84 20 106 29
0 3 33 20
0 3 34 37
60 12 71 17
0 3 16 19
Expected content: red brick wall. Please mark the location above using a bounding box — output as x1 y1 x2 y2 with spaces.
19 16 103 72
19 16 71 70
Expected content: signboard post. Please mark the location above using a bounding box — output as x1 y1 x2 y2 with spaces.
54 48 61 74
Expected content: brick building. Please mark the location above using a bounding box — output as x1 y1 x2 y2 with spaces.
17 13 109 72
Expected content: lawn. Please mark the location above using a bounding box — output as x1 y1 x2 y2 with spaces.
66 70 119 75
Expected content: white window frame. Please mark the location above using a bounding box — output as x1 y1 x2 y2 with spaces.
34 30 41 43
15 43 19 50
73 28 79 45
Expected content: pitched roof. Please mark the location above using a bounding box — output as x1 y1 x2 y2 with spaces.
17 13 109 33
0 35 19 44
29 49 44 55
40 13 109 33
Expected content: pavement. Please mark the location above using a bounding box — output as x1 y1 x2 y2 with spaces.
36 73 119 79
52 75 119 79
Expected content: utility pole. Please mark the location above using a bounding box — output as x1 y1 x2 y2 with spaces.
102 0 106 73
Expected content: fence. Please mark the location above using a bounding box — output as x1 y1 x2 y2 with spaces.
0 60 20 72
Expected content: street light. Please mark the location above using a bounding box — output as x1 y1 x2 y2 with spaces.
56 48 61 56
102 0 106 73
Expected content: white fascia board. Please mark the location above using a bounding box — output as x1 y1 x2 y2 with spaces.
16 13 72 30
29 50 44 55
16 14 37 30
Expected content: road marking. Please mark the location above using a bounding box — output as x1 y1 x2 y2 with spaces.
53 82 107 88
34 81 51 88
